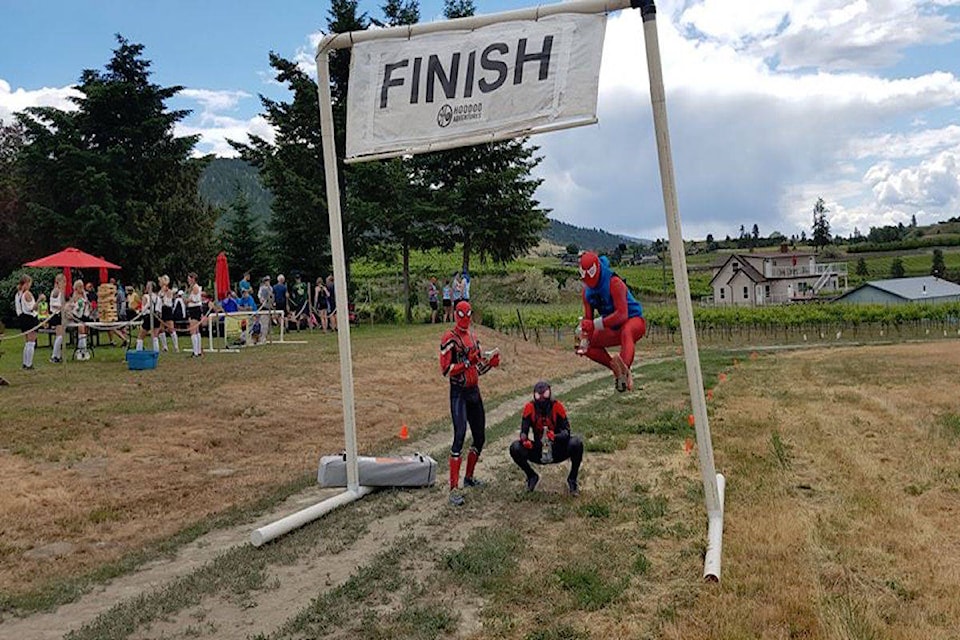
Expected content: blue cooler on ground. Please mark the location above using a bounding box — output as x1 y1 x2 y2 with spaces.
125 350 159 370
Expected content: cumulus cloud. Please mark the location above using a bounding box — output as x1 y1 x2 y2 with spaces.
534 1 960 239
175 114 275 157
0 78 80 124
179 88 251 113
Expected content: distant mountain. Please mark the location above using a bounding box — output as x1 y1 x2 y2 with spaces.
543 219 651 252
198 158 650 251
198 157 273 227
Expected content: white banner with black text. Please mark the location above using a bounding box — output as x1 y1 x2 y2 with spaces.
345 13 606 161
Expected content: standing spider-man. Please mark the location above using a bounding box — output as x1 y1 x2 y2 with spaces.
577 251 646 392
440 301 500 506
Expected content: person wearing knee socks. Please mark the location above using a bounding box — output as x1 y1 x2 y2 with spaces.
49 273 66 363
14 275 39 369
509 381 583 496
185 272 204 357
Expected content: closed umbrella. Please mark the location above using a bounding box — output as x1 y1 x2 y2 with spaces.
215 252 230 301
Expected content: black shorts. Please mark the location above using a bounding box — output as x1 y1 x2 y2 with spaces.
187 306 202 321
19 314 39 332
161 306 173 322
47 314 62 328
442 299 452 308
142 314 159 331
429 300 438 311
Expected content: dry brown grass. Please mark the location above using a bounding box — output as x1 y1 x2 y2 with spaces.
0 324 595 594
665 342 960 639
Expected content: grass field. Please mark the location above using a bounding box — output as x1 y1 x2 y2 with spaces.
1 321 959 639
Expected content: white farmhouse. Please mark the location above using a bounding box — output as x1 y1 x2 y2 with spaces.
709 248 848 306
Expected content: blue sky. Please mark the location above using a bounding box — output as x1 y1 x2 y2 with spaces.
3 0 960 241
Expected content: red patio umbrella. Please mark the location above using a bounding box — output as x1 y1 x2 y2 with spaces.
25 247 122 270
24 247 121 297
214 252 230 301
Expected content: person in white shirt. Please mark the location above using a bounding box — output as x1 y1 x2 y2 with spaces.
14 275 39 369
186 272 204 357
48 273 66 363
68 279 93 360
158 275 178 352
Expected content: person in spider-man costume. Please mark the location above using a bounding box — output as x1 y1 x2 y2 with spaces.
508 381 583 496
576 251 646 392
439 300 500 506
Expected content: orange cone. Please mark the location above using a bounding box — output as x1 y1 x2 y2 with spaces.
688 414 695 427
706 389 714 401
719 373 727 383
399 424 409 440
684 438 694 455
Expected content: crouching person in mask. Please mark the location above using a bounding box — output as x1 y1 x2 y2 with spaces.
509 381 583 496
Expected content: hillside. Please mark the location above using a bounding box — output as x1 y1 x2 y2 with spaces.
198 157 273 226
199 158 649 248
543 218 651 252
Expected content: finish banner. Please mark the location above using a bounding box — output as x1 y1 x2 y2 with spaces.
345 13 606 161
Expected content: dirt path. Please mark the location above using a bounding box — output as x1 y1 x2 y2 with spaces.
1 366 617 640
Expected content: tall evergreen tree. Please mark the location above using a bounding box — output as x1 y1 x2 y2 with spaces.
348 0 446 323
234 2 369 281
890 257 906 278
811 197 831 253
420 0 549 272
931 249 945 278
220 187 269 282
16 36 216 282
0 121 28 276
855 257 869 277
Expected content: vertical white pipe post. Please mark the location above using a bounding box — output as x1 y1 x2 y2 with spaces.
637 0 725 581
316 50 360 493
208 312 215 352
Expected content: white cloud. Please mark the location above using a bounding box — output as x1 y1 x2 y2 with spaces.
868 150 960 207
179 88 251 113
0 78 80 124
535 2 960 240
176 114 275 157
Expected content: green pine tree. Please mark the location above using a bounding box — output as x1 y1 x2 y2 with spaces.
16 36 216 283
890 257 906 278
931 249 945 278
220 186 268 282
855 257 869 277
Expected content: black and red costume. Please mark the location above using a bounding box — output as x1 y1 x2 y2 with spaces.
440 301 500 505
509 381 583 495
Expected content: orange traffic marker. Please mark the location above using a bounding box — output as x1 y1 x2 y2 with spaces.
684 438 694 455
706 389 714 401
719 373 727 383
399 424 409 440
688 414 695 427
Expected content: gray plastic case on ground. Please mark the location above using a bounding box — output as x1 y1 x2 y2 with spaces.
317 453 437 488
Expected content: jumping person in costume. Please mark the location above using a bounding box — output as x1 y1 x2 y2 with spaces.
509 381 584 496
576 251 646 392
439 300 500 506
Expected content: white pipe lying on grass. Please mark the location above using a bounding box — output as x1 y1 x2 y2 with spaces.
250 487 375 547
702 474 725 582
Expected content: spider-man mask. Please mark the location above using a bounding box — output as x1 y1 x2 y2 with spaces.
455 300 472 331
579 252 601 288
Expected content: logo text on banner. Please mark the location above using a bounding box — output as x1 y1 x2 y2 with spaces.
346 14 606 161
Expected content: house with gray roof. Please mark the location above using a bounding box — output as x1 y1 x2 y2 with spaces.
709 248 848 306
834 276 960 304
